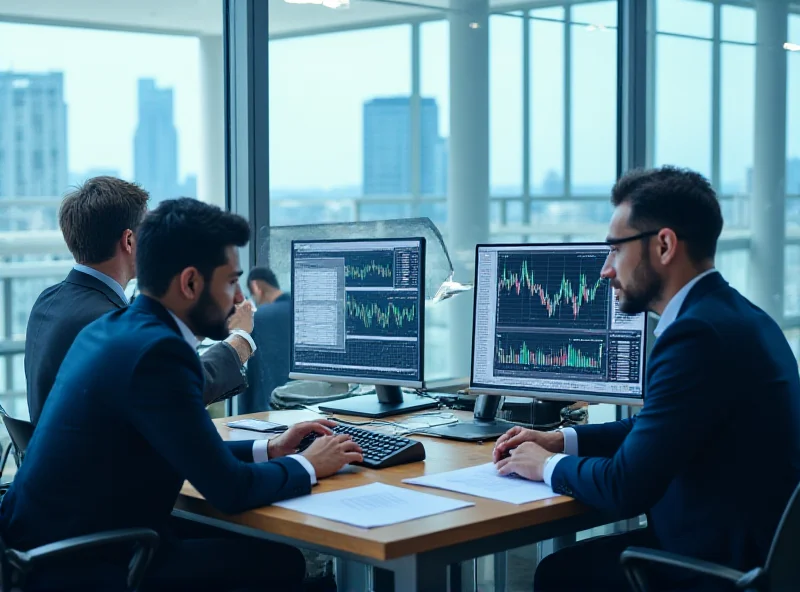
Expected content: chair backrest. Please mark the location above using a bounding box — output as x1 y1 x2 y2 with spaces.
0 416 34 462
764 480 800 590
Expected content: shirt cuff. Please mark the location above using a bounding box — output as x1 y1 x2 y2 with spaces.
287 454 317 485
252 439 270 463
560 427 579 455
229 329 257 355
543 453 567 486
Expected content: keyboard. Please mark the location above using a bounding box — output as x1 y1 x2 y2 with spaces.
297 424 426 469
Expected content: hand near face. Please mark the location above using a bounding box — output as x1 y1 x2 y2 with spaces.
228 300 255 333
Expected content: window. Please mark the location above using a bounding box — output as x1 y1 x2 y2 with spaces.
0 10 221 426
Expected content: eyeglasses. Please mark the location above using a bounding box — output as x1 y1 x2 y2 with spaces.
605 230 660 247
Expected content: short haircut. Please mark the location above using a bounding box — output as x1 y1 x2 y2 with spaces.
611 166 723 261
247 267 279 290
135 198 250 297
59 176 150 264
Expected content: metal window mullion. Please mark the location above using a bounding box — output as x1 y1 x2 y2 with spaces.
411 22 422 217
711 0 722 192
523 10 532 228
563 4 572 199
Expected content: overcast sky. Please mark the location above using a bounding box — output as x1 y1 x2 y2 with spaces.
0 2 798 193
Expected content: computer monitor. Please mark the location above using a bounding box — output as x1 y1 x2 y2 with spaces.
426 242 648 441
288 237 437 418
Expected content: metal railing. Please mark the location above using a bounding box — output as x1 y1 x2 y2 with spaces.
1 193 799 420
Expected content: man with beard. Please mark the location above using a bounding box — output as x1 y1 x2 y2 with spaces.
0 199 363 591
493 166 800 591
25 176 255 426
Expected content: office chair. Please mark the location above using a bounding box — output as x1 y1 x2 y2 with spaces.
0 406 34 483
620 481 800 591
0 483 159 592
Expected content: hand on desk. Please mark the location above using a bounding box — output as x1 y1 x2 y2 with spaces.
492 426 564 463
267 420 336 459
494 442 552 481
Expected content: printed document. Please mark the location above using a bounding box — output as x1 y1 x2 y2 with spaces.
273 482 474 528
403 462 561 505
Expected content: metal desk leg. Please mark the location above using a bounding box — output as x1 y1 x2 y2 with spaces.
335 557 369 591
493 551 508 592
392 554 448 591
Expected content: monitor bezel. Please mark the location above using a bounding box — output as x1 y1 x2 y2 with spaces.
288 236 426 389
468 242 648 407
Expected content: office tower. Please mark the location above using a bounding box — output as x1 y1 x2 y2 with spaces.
134 78 178 205
363 97 446 196
0 71 68 199
788 158 800 196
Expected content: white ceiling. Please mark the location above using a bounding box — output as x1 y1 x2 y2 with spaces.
0 0 458 38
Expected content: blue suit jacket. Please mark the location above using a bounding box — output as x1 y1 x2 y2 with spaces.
239 293 291 414
0 295 310 551
551 272 800 575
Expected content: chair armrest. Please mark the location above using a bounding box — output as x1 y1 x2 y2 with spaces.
6 528 159 590
620 547 748 591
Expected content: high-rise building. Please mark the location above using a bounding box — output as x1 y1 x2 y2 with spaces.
134 78 178 205
0 71 68 199
363 96 446 196
787 158 800 196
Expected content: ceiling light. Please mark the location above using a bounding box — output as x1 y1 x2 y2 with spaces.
284 0 350 8
785 42 800 51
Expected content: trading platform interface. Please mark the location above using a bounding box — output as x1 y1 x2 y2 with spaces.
291 238 424 386
471 244 647 402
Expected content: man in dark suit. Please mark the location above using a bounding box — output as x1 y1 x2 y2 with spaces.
493 166 800 591
25 176 255 425
239 267 291 413
0 198 363 591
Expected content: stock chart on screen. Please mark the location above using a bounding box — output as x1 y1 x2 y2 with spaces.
290 238 424 384
471 244 647 403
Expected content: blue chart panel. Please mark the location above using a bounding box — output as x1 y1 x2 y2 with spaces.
294 339 419 380
496 251 610 330
345 292 418 339
343 251 395 289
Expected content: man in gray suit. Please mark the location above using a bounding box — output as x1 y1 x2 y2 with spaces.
25 176 254 425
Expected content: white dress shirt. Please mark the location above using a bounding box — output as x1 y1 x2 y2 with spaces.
542 269 718 485
166 310 317 484
73 264 129 304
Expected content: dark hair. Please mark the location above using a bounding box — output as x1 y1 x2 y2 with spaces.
611 166 723 261
135 198 250 297
59 176 149 264
247 267 279 290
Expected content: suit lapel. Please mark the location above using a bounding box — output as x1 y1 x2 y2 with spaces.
65 269 128 309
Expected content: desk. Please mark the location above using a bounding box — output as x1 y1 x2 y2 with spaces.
176 410 605 590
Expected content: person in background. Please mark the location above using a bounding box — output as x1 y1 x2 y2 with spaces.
239 266 292 413
0 198 362 591
493 166 800 591
24 177 255 425
247 266 283 307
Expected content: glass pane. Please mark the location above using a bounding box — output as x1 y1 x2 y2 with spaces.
654 35 712 178
571 1 618 28
571 19 617 196
721 5 755 44
716 249 748 299
0 19 214 422
490 15 523 196
530 8 565 196
786 245 800 318
720 44 754 207
657 0 713 39
269 26 411 199
785 329 800 364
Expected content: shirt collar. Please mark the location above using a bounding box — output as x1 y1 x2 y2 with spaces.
653 268 718 338
167 311 200 350
73 264 129 305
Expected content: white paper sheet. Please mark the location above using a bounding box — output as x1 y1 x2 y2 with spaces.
403 462 560 505
272 482 474 528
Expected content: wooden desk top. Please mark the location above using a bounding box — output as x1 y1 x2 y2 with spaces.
177 410 588 561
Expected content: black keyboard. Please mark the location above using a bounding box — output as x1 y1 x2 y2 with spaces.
297 424 426 469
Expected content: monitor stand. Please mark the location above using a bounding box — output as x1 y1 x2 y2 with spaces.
318 385 438 419
424 395 515 442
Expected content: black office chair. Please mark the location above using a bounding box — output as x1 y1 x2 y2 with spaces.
0 483 159 592
0 415 33 470
620 481 800 591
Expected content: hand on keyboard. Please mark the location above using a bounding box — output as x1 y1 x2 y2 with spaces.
299 434 364 479
297 424 426 470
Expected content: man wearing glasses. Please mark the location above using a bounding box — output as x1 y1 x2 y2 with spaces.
493 166 800 591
